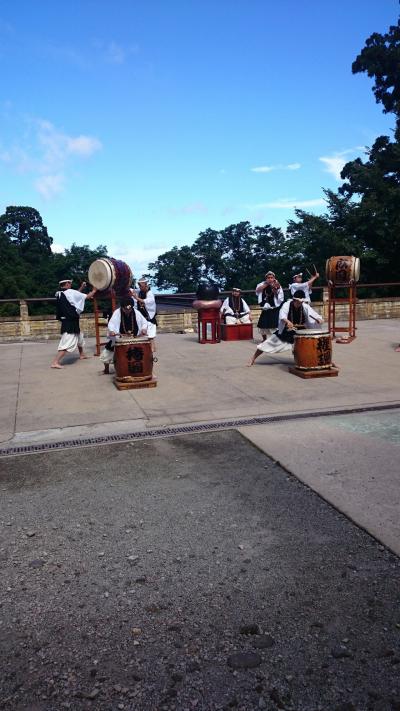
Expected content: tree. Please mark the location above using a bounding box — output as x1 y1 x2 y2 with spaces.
148 246 203 292
0 206 53 260
352 21 400 121
337 20 400 280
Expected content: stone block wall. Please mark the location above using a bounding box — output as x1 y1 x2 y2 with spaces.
0 298 399 342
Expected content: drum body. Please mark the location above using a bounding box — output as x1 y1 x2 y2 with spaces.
293 330 332 370
326 256 360 285
114 337 153 382
88 258 132 296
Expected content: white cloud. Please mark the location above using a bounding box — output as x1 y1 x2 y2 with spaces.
51 242 66 254
37 119 102 168
67 135 102 156
109 243 169 280
35 174 65 200
167 202 208 216
251 163 301 173
319 147 363 181
247 198 325 210
0 115 102 199
319 156 346 181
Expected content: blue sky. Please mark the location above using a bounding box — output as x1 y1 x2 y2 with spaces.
0 0 398 279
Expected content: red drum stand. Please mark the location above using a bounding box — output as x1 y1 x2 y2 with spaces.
197 307 221 344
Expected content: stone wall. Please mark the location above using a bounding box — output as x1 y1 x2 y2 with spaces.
0 298 399 342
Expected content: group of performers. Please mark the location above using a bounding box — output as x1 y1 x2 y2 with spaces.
51 276 157 371
248 269 323 366
219 269 323 366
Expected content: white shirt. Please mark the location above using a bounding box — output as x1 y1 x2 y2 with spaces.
289 281 312 302
220 296 250 316
107 307 149 337
56 288 87 315
278 300 323 334
132 289 156 320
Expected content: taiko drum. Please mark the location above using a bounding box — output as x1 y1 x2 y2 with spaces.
326 256 360 285
88 257 132 296
293 330 332 370
114 337 154 382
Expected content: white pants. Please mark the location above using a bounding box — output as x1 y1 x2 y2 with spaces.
58 332 84 352
225 314 251 325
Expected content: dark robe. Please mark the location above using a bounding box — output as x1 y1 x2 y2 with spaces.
56 292 80 335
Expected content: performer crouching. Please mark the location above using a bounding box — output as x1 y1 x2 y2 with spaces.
100 298 155 374
220 288 252 324
247 290 323 366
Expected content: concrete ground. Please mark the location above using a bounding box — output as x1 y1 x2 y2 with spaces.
1 431 399 711
1 319 399 555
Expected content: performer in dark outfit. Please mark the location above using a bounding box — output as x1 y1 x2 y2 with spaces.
99 298 151 374
50 279 96 369
220 288 252 324
255 271 284 340
247 290 323 366
130 277 157 324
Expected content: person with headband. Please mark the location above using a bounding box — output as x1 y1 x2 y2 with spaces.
289 269 319 303
99 297 155 375
50 279 97 369
255 271 284 340
220 287 252 325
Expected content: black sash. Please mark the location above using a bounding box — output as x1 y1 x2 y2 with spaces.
137 290 157 325
56 292 80 334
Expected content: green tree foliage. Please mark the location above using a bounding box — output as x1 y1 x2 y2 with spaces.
148 246 203 292
351 21 400 119
0 206 108 314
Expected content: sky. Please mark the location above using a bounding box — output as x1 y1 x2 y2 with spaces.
0 0 398 280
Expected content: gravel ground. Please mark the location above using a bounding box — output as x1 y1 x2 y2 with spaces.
0 430 399 711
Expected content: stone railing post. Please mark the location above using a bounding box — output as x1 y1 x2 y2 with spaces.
19 300 31 336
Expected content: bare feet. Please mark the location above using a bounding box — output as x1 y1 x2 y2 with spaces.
50 364 64 369
246 360 255 367
79 355 90 360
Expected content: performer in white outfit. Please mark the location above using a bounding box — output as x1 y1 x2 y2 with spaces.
51 279 96 369
130 276 157 351
220 288 252 324
288 270 319 302
100 297 155 374
247 290 323 366
255 271 284 340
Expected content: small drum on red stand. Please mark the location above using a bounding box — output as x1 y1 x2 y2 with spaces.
88 257 133 297
113 336 157 390
290 329 338 378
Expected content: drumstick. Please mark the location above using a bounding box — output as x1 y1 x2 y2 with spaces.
306 268 313 277
313 263 318 275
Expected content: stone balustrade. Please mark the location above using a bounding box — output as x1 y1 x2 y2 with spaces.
0 296 399 342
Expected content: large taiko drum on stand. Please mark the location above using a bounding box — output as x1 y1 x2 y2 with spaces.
114 336 154 383
293 329 332 370
88 258 132 296
326 256 360 285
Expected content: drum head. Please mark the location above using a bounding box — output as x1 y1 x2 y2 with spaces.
295 329 330 336
88 258 114 290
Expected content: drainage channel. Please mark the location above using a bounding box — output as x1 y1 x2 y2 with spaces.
1 402 400 458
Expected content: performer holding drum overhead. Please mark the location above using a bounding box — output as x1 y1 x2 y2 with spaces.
247 290 323 366
255 271 284 340
99 297 155 374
